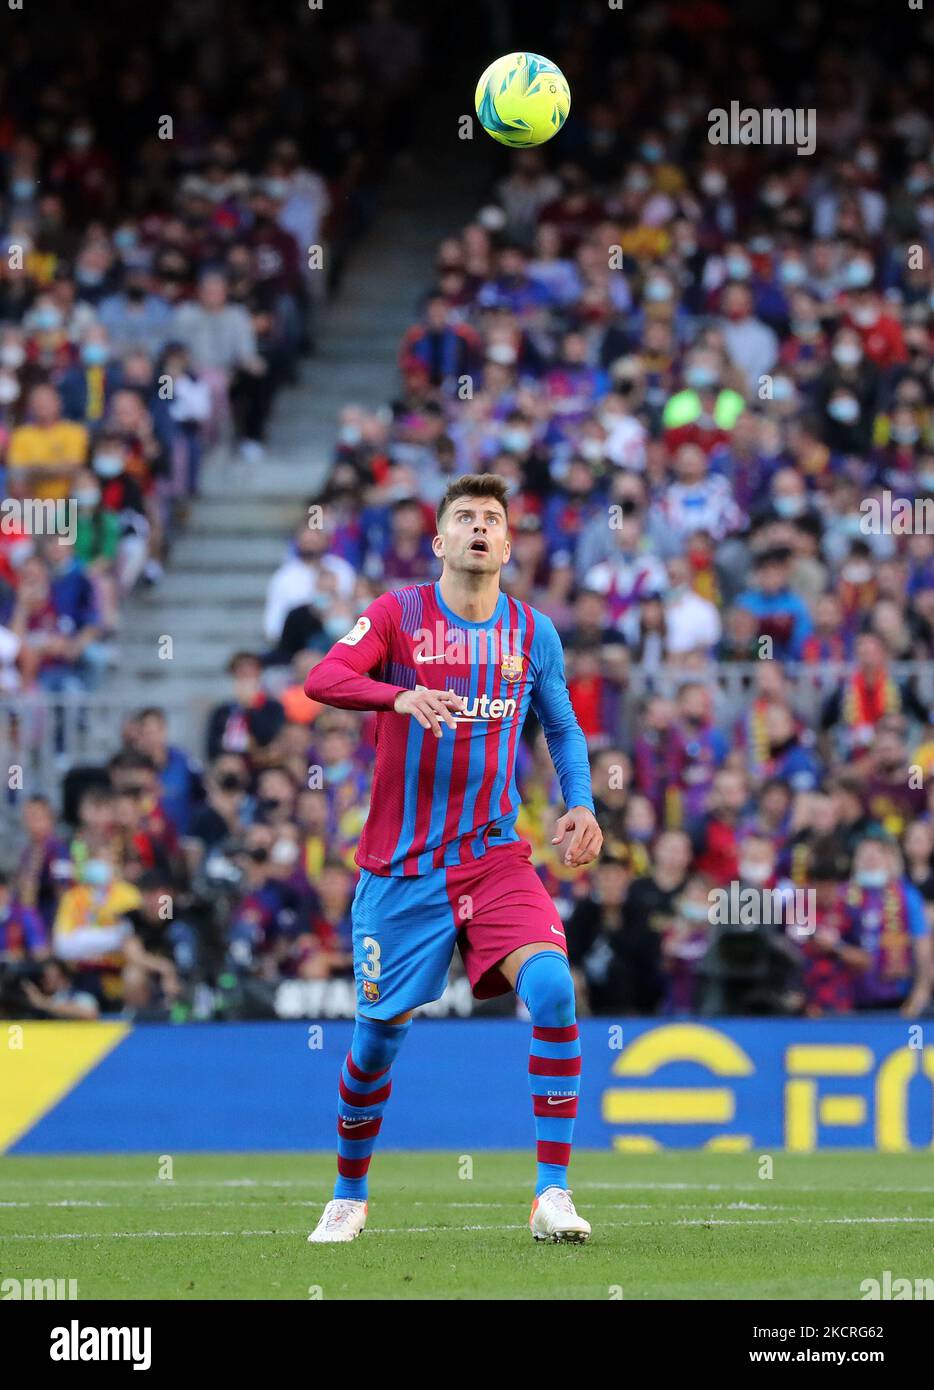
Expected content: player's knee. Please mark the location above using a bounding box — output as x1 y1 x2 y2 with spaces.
517 950 576 1028
352 1014 412 1071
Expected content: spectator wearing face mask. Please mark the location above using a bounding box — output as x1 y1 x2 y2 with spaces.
85 433 149 594
841 286 907 372
186 755 250 856
51 849 141 1009
817 328 879 455
97 273 174 355
227 824 307 983
57 327 121 424
661 872 713 1014
842 833 933 1016
49 121 116 222
263 524 356 647
871 403 925 489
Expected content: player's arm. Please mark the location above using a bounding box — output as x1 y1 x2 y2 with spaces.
303 593 464 734
530 616 602 867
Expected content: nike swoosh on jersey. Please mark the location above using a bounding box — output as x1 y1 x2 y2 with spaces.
413 652 448 663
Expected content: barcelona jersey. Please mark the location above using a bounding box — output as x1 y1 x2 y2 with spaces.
304 581 593 876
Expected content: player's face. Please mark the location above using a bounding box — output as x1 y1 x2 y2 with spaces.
435 496 510 575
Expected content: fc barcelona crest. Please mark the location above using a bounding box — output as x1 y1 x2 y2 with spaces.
501 652 524 683
362 980 380 1002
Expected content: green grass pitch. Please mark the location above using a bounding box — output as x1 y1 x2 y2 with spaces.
1 1151 932 1300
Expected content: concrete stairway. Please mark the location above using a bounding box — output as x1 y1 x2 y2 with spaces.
107 157 485 751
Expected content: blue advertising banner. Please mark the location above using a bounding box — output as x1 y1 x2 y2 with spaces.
4 1018 933 1154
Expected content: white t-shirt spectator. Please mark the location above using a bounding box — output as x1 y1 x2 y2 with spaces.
263 553 356 644
665 588 722 655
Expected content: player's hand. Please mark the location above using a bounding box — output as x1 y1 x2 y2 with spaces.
394 685 465 738
552 806 603 867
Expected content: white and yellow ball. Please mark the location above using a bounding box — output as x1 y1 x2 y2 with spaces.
474 51 571 148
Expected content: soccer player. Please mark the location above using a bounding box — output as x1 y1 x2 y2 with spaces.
304 474 603 1243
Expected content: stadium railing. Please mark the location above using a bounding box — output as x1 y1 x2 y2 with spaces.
1 661 932 835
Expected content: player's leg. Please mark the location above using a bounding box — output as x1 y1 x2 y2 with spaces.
454 845 590 1241
499 943 590 1243
308 870 456 1244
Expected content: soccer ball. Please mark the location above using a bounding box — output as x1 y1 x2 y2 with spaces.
474 52 571 148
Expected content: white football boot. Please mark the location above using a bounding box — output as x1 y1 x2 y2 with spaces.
530 1187 591 1243
307 1198 368 1243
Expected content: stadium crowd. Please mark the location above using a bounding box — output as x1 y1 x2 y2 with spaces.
2 5 934 1021
0 2 422 694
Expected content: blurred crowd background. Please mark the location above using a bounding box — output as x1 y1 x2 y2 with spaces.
0 0 419 689
2 0 934 1023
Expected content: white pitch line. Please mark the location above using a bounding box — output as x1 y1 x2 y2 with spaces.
4 1176 934 1194
5 1215 934 1242
0 1229 311 1240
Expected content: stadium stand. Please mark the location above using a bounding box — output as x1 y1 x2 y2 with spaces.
2 1 933 1025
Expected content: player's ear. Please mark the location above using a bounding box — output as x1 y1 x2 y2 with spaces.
431 533 445 559
502 534 511 565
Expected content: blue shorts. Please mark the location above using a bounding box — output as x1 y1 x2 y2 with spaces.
351 843 565 1020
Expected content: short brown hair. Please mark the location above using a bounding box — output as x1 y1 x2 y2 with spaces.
436 473 510 529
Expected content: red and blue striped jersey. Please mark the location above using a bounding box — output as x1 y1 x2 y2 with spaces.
304 581 594 876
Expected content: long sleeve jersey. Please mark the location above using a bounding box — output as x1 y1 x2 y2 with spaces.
304 581 594 876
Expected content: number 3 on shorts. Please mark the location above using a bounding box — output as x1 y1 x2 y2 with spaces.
361 936 381 980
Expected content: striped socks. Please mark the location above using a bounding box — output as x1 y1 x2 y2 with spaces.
334 1015 411 1200
516 951 581 1196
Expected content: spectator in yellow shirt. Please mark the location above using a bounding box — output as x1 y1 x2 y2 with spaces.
52 850 141 1008
6 383 88 500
